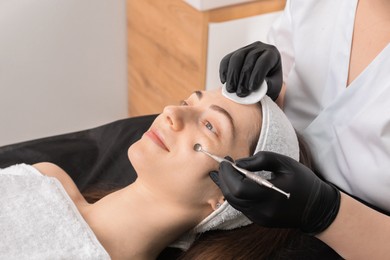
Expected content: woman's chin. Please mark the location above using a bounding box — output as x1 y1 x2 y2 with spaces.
127 141 150 174
127 144 141 168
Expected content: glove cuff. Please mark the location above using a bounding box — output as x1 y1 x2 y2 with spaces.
301 182 341 235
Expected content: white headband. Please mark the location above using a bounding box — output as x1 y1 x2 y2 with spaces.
171 87 299 250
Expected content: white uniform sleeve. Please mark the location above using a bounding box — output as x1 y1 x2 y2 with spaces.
267 0 295 83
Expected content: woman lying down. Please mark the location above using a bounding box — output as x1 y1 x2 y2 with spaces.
0 88 335 259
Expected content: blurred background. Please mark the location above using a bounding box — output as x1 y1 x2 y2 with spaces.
0 0 128 146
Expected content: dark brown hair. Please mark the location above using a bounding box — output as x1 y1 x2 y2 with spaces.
82 183 121 204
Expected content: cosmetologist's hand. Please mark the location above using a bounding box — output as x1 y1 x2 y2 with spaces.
209 151 341 234
219 41 283 100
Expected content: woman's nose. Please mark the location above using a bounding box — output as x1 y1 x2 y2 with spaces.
163 105 187 131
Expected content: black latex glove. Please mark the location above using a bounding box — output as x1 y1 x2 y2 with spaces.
219 41 283 100
209 151 341 235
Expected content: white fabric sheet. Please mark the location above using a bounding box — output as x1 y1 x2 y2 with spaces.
0 164 110 259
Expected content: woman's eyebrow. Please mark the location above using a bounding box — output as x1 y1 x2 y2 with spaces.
194 91 235 137
210 105 235 137
194 90 203 99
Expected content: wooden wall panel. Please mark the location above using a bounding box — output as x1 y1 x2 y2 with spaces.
209 0 286 22
127 0 208 116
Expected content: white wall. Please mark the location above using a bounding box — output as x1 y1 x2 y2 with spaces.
0 0 128 146
184 0 256 11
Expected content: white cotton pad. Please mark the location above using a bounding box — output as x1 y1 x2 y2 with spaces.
222 81 268 105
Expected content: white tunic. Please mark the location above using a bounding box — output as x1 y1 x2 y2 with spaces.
268 0 390 212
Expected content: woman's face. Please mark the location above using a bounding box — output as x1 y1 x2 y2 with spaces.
128 88 261 214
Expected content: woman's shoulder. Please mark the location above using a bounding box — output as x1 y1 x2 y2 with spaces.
33 162 89 208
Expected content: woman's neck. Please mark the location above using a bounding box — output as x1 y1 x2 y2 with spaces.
82 181 200 259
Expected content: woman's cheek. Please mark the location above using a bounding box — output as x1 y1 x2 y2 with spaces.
197 159 219 178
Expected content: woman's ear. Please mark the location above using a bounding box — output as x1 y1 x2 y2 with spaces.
209 197 225 211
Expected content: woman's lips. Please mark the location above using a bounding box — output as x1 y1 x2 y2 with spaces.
145 130 170 151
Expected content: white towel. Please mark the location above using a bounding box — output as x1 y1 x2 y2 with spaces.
0 164 110 260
